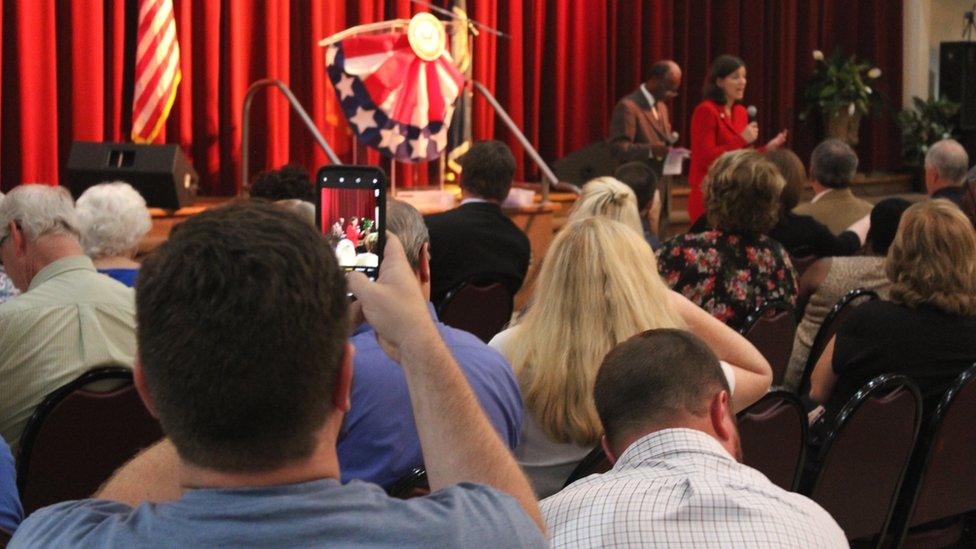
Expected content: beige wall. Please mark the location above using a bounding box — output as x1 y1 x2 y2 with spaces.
903 0 974 107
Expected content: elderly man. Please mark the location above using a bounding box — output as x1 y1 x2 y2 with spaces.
542 329 846 548
925 138 970 209
425 140 531 304
11 201 545 547
340 200 523 488
610 61 682 236
793 138 873 234
0 185 136 452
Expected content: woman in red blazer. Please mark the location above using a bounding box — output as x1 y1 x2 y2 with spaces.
688 55 787 222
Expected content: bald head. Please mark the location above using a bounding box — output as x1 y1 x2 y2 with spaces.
647 60 681 100
925 139 970 191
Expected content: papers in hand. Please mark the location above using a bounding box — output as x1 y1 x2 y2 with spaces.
663 147 691 176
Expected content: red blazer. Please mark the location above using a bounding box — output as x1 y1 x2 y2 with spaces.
688 100 752 222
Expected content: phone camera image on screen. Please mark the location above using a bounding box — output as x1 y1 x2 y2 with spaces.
316 167 387 280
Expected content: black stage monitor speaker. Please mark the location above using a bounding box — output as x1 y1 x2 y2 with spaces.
940 42 976 130
65 142 199 210
552 140 620 188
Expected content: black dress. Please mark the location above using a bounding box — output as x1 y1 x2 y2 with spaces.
827 299 976 416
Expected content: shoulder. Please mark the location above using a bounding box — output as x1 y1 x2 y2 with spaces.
11 499 136 546
396 483 546 546
487 326 519 357
692 100 720 116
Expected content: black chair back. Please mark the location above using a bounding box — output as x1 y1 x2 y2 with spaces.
888 363 976 547
386 467 429 499
739 301 796 387
436 277 514 343
17 366 163 514
804 374 923 544
798 288 879 395
563 445 612 488
737 391 806 491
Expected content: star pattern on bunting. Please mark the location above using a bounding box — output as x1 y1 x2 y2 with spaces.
350 106 377 133
378 125 406 152
326 41 461 163
335 74 355 100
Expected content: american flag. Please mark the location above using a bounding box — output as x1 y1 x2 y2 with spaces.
131 0 181 144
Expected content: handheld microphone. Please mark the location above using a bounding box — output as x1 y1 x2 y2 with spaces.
747 105 758 123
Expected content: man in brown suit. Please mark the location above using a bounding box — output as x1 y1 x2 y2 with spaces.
609 60 681 236
793 139 873 235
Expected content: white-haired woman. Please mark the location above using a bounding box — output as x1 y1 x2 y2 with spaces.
75 182 152 287
489 217 772 497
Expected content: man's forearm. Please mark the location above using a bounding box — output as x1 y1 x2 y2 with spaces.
400 329 544 531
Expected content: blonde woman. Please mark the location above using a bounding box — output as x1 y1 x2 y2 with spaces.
567 177 644 237
489 217 772 497
810 199 976 417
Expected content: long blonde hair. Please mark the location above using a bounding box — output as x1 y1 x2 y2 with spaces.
505 217 684 446
568 176 644 236
886 199 976 316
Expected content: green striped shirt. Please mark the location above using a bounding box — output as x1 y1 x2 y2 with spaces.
0 255 136 453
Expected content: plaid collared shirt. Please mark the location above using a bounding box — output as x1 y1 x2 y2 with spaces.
541 428 848 548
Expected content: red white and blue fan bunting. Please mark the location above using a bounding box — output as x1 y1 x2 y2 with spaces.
325 14 465 163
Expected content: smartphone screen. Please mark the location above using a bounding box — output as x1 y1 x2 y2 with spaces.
316 166 386 280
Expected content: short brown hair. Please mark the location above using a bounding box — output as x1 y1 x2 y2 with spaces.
459 140 516 201
136 201 349 472
595 329 729 447
886 199 976 316
704 150 784 235
765 148 806 213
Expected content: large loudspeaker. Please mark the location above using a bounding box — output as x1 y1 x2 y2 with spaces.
64 142 199 210
940 42 976 130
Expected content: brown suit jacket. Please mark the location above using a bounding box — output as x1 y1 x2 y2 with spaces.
792 188 873 235
609 88 673 164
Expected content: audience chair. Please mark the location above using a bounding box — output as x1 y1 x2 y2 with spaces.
739 301 796 387
803 374 923 546
17 366 163 515
790 245 818 279
736 391 807 491
386 467 429 499
886 364 976 548
798 288 879 396
563 446 612 489
435 277 514 343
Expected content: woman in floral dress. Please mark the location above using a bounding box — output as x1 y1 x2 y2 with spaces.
657 150 797 330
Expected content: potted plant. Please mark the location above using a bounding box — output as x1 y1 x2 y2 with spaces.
896 96 960 168
799 49 883 146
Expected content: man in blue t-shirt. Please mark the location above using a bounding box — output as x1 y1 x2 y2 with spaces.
340 200 523 488
10 202 546 548
0 435 23 534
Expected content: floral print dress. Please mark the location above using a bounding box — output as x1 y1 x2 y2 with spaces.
656 230 798 330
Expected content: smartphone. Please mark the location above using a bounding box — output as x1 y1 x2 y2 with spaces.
315 165 386 281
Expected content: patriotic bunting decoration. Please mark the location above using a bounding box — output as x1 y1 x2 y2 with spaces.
325 13 466 163
132 0 182 144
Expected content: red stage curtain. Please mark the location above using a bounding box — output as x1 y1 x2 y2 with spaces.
0 0 902 195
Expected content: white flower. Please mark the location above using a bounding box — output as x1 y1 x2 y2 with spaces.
867 67 882 79
848 103 856 115
864 86 872 95
943 133 951 139
921 145 929 153
813 50 824 61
